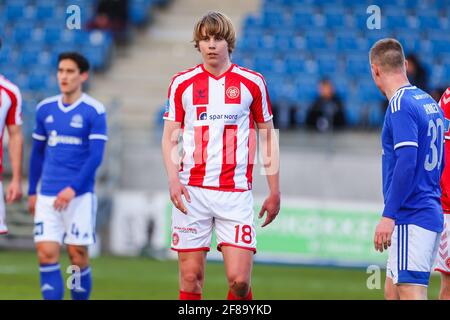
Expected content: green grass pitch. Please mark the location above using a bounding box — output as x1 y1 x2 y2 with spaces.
0 250 442 300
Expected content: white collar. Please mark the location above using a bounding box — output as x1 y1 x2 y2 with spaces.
58 93 85 113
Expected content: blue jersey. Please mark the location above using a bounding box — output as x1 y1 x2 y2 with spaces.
382 85 444 232
32 93 108 196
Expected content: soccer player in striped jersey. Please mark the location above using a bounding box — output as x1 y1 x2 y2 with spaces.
28 52 108 300
371 39 444 300
162 11 280 300
0 38 24 234
435 87 450 299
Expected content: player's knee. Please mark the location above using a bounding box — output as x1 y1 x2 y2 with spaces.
181 271 203 291
67 246 89 268
37 247 58 264
229 279 250 298
384 288 398 300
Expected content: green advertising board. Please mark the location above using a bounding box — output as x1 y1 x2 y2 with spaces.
165 198 388 267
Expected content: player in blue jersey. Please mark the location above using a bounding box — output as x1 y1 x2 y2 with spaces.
28 52 108 300
370 39 444 300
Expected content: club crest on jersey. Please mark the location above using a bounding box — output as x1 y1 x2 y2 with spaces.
196 106 207 120
226 86 240 99
45 115 54 123
70 114 83 128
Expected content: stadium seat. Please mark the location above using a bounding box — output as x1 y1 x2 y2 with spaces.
346 55 370 76
35 3 57 21
5 1 26 21
417 13 442 30
305 30 328 52
129 0 154 25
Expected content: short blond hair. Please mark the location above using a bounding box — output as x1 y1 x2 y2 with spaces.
369 38 406 72
193 11 236 54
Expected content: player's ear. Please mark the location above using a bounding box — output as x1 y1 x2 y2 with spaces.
81 71 89 83
404 59 408 73
372 64 380 77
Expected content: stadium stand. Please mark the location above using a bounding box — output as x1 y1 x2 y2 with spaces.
0 0 170 245
233 0 450 129
0 0 166 138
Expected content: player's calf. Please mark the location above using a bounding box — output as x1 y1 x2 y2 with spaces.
439 273 450 300
227 278 252 300
384 277 399 300
398 285 427 300
67 245 92 300
67 245 89 268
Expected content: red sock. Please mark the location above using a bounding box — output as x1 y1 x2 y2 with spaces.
227 288 252 300
179 290 202 300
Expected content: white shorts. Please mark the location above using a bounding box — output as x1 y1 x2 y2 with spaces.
386 224 440 286
34 192 97 246
0 183 6 234
435 214 450 275
171 186 256 253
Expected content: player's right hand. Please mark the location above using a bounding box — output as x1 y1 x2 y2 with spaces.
374 217 395 252
28 195 37 216
169 180 191 214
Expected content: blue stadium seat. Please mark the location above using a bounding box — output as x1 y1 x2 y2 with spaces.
305 31 328 52
5 1 27 21
261 8 286 28
243 15 262 29
18 48 42 68
35 3 57 20
285 55 306 74
355 79 384 103
396 32 422 54
254 54 275 74
291 10 314 28
295 77 318 103
129 0 154 25
316 53 339 77
323 9 348 29
385 13 412 29
417 13 442 30
346 55 370 76
44 26 63 45
12 21 36 43
430 36 450 54
27 69 50 91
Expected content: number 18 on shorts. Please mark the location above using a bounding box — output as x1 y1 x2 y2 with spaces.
171 186 257 253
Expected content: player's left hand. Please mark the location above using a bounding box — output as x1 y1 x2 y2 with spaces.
259 192 281 227
374 217 395 252
6 179 23 204
54 187 76 212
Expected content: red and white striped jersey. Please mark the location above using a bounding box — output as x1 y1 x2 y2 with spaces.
0 75 22 177
439 87 450 213
164 64 273 191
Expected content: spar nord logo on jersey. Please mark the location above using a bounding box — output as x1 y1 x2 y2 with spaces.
47 130 82 147
196 106 207 120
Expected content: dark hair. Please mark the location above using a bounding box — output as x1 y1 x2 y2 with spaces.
58 52 90 73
